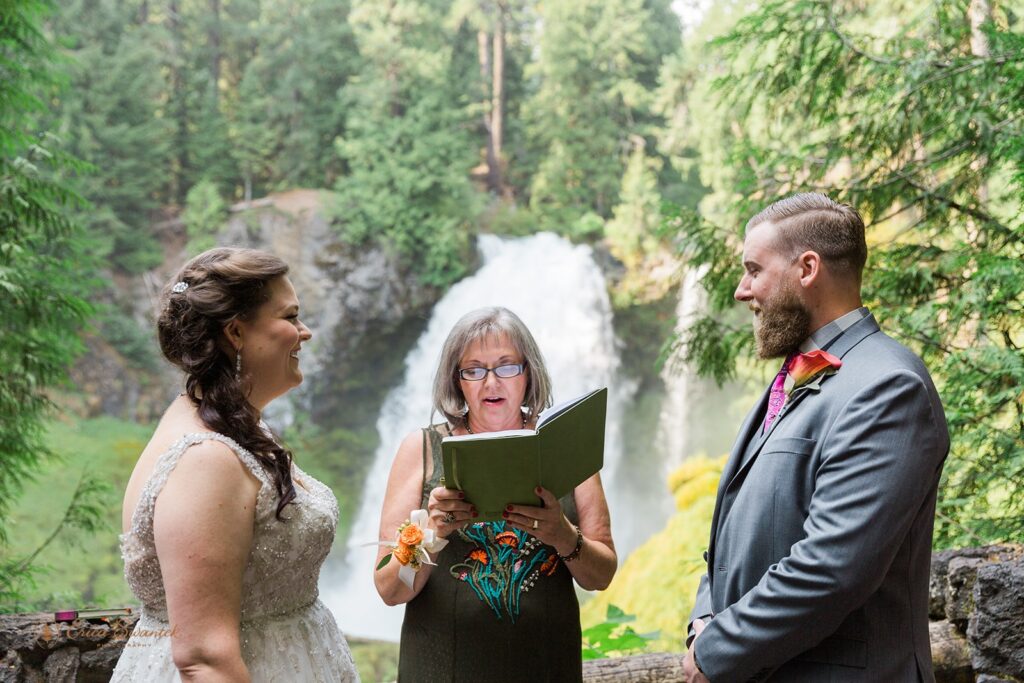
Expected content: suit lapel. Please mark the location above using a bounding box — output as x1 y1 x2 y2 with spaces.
707 384 770 562
724 314 882 495
718 386 770 495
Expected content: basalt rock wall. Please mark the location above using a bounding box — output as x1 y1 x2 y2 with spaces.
3 545 1021 682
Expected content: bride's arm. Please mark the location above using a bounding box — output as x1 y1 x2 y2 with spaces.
154 441 259 683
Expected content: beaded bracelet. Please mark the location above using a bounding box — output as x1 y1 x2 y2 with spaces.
559 525 584 562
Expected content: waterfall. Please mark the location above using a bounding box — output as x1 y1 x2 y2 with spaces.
656 267 703 475
321 232 641 641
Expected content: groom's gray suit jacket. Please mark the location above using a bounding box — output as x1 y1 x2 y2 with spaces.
689 312 949 682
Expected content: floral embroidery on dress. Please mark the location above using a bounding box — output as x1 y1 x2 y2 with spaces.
449 521 559 622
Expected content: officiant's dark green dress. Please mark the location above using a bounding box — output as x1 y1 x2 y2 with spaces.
397 425 583 683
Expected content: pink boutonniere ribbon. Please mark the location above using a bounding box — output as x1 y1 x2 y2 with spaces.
783 349 842 397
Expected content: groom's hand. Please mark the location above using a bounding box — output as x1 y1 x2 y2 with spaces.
683 618 710 683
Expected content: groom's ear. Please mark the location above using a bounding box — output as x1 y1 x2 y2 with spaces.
797 250 822 288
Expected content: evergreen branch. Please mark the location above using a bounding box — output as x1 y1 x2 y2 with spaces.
9 473 110 578
823 4 898 67
935 509 992 547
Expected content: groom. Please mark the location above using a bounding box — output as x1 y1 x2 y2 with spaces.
684 194 949 682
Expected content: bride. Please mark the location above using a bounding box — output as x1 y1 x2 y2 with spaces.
112 248 358 682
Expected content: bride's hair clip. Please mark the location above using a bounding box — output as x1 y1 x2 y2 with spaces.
171 281 189 294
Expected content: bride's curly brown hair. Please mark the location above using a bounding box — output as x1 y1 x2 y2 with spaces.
158 247 296 519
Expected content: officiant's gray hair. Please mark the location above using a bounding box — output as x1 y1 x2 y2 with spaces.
432 306 553 430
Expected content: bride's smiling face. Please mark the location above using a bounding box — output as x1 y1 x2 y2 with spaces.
231 276 312 408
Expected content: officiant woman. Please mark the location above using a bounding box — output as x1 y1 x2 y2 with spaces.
374 306 616 682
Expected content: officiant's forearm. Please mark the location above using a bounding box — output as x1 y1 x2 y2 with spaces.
562 535 616 590
374 557 435 605
560 475 617 590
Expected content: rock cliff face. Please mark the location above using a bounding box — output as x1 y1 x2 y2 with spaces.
213 190 446 435
70 189 446 436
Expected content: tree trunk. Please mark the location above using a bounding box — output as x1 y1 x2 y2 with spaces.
582 653 685 683
167 0 188 203
968 0 991 57
492 4 506 196
209 0 221 108
478 29 500 194
968 0 991 234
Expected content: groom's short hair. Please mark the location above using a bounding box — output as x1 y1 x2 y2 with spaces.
747 193 867 282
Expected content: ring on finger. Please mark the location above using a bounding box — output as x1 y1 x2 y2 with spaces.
532 519 538 530
443 511 456 524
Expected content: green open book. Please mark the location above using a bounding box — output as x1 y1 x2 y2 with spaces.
441 387 607 522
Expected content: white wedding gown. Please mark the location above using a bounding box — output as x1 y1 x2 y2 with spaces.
111 432 359 682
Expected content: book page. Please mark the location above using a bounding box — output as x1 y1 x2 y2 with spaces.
442 428 534 443
537 388 602 429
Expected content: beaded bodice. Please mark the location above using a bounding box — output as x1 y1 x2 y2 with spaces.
120 432 339 623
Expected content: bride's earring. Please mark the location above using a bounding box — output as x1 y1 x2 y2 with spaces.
235 349 242 381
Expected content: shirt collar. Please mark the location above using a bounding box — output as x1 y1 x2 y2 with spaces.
799 306 870 353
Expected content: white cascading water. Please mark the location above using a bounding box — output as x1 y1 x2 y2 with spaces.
321 232 646 641
656 267 704 474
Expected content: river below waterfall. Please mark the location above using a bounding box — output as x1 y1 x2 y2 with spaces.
321 232 674 641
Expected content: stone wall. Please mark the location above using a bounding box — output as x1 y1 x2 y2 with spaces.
929 544 1024 683
3 545 1022 682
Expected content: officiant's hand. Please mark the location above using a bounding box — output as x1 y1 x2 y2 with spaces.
503 486 576 551
427 486 477 538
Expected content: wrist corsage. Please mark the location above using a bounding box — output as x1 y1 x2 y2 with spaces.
374 509 448 588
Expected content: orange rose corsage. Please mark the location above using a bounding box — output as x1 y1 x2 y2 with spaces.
374 509 449 588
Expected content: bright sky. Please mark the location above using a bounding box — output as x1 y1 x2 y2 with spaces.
672 0 713 32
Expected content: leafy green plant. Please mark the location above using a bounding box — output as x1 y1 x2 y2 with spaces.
1 0 94 562
183 178 228 255
0 473 112 611
581 604 660 660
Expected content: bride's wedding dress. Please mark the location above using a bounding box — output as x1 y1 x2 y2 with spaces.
111 432 359 682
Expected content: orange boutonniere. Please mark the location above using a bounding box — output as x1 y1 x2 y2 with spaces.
784 349 842 397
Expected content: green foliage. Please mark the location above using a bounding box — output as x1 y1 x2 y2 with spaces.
183 178 228 254
666 0 1024 545
45 0 171 273
96 307 159 371
229 0 360 193
0 474 112 610
1 0 93 557
524 0 682 231
331 0 480 288
581 455 724 652
1 416 148 612
348 638 399 683
285 421 380 547
581 604 660 660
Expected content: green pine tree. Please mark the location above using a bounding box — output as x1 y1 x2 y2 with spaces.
1 0 108 607
332 0 481 288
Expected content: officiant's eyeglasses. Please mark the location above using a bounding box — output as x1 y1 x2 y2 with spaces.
458 363 525 381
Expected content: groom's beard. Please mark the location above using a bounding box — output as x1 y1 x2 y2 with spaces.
754 282 812 359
